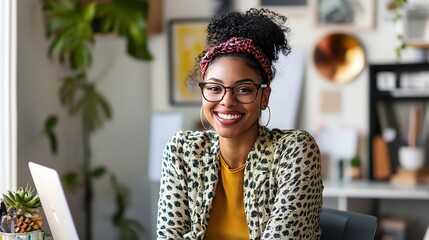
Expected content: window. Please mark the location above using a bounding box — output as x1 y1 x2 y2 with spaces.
0 0 17 193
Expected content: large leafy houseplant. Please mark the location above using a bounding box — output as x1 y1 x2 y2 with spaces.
41 0 152 239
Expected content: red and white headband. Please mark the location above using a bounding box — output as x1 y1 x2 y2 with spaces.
199 37 273 82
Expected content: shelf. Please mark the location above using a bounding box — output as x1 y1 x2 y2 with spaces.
324 180 429 200
373 91 429 100
406 42 429 48
370 62 429 72
373 90 429 100
391 89 429 98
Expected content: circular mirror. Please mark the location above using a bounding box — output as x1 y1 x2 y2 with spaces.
313 33 365 84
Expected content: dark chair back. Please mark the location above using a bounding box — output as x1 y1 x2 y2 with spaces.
320 208 377 240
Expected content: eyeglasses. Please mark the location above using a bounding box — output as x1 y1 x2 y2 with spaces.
198 81 268 104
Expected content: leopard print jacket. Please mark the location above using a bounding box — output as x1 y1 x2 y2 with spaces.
157 126 323 239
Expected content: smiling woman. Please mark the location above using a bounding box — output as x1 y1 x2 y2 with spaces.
0 0 17 193
157 8 323 240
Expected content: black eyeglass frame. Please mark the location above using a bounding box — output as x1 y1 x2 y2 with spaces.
198 81 269 104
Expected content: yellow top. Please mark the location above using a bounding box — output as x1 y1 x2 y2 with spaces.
204 155 249 240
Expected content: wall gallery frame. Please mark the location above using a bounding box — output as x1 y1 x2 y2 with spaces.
404 4 429 47
314 0 375 30
168 19 208 106
260 0 309 15
261 0 307 6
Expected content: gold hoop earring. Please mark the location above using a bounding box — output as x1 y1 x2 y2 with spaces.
200 106 212 130
261 106 271 127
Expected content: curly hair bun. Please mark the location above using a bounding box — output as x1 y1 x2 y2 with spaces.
206 8 291 63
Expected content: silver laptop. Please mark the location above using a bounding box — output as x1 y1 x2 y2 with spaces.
28 162 79 240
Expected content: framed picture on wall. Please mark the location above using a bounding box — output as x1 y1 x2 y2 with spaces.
314 0 375 30
260 0 309 15
261 0 307 6
168 18 209 106
404 4 429 47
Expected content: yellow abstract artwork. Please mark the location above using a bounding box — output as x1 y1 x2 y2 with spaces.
170 19 208 105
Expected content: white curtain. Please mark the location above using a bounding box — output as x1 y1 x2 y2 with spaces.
0 0 17 193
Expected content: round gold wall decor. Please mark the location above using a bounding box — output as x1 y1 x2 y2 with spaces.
313 33 365 84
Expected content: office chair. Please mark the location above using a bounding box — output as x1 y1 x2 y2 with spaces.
320 208 378 240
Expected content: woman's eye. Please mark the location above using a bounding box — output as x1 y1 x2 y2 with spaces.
236 86 254 94
206 85 222 92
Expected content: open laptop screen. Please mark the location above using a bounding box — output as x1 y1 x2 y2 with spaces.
28 162 79 240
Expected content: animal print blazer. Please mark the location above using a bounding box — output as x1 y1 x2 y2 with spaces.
157 126 323 239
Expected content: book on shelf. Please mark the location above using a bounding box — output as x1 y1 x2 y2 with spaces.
376 102 397 143
379 218 407 240
372 135 392 180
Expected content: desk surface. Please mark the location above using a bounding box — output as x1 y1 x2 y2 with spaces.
323 180 429 199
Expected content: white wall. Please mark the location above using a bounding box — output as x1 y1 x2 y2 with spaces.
90 36 152 239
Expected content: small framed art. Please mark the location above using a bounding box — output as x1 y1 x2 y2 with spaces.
168 18 209 106
314 0 375 30
403 4 429 47
260 0 309 15
261 0 307 6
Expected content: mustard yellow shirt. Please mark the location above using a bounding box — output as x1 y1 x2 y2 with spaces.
204 155 249 240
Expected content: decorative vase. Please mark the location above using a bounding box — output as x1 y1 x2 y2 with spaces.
0 230 43 240
398 146 425 171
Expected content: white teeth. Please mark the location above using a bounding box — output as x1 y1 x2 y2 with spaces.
218 113 241 120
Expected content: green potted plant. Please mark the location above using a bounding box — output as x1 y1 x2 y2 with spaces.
40 0 152 239
349 155 362 180
389 0 408 59
0 186 45 239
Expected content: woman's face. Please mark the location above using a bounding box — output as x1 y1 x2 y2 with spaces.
202 57 271 140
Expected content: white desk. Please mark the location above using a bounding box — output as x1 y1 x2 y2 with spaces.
323 180 429 210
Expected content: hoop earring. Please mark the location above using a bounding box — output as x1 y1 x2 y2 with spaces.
200 106 212 130
261 106 271 127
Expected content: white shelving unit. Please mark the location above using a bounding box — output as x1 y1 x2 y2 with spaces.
323 180 429 211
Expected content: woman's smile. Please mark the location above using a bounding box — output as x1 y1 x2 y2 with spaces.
214 110 244 124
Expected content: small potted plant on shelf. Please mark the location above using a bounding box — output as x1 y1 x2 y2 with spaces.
349 155 362 180
0 186 45 239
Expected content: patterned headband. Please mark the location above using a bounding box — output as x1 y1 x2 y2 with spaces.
199 37 273 82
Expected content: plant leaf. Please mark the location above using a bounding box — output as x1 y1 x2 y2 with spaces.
45 114 58 130
70 84 111 132
44 115 59 155
62 171 80 192
96 0 152 60
82 2 96 22
90 166 107 179
59 73 85 111
43 0 96 70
